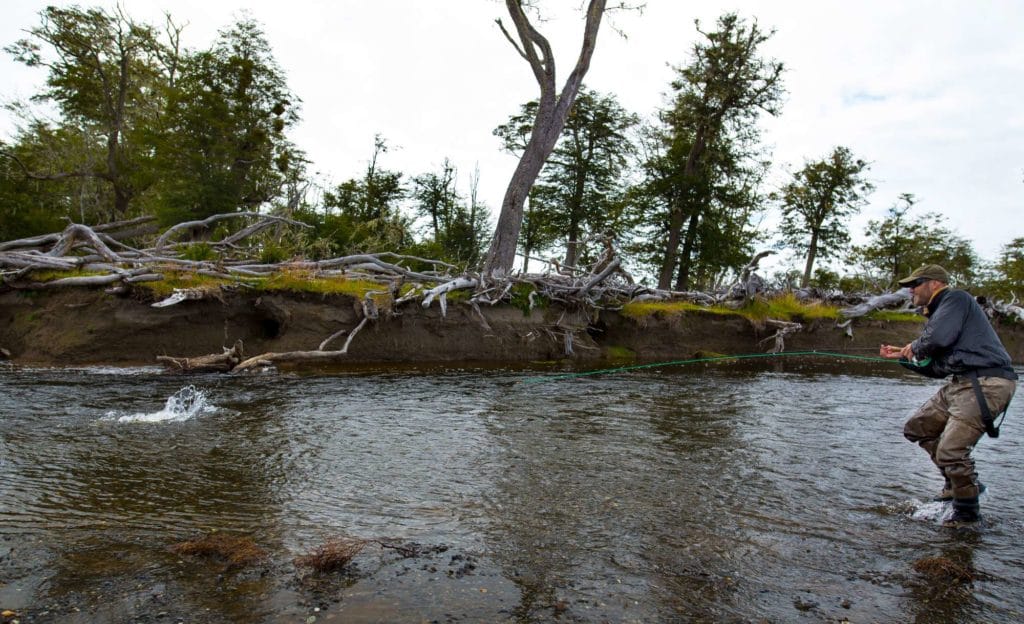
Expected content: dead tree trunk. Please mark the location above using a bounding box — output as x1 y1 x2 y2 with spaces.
483 0 606 277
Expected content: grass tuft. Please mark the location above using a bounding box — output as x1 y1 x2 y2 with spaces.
621 300 737 319
258 271 385 298
171 532 266 569
294 538 367 573
913 556 974 583
741 293 839 322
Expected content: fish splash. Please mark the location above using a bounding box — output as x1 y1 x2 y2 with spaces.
106 385 215 423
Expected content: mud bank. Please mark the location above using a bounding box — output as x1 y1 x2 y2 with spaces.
1 288 1022 366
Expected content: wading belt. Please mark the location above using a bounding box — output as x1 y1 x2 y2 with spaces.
962 368 1018 438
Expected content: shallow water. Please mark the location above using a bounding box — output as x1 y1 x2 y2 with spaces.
1 359 1023 623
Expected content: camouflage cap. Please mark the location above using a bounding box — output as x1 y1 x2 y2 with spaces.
897 264 950 286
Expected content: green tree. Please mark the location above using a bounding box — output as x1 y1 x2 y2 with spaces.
652 13 784 289
850 195 980 288
0 123 108 239
778 146 874 287
317 136 410 254
850 193 919 287
154 16 301 225
4 6 171 221
986 237 1024 300
411 160 489 265
412 159 460 243
629 118 771 290
494 88 638 270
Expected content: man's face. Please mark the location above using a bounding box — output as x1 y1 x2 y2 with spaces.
908 279 941 306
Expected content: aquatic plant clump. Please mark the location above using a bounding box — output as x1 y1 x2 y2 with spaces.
171 532 267 569
912 556 975 584
294 538 367 573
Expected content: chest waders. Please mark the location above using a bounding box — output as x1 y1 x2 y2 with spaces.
962 368 1019 439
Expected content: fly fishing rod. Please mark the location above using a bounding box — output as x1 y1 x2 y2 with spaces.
518 350 930 385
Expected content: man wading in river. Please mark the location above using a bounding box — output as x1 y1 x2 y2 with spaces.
880 264 1017 526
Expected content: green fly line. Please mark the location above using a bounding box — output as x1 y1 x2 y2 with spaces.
518 350 927 385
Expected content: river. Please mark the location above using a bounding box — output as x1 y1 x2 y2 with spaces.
1 359 1022 623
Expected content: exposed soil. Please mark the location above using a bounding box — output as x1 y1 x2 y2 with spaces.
1 287 1022 367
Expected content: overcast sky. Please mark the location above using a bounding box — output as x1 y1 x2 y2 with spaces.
2 0 1022 271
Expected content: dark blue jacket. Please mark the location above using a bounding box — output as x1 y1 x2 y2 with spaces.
910 287 1013 377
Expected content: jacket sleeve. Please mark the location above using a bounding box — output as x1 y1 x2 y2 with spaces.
912 291 968 358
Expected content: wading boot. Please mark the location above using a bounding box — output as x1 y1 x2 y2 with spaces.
934 482 985 502
944 497 981 527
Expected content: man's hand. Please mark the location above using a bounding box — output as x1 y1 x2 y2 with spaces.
879 343 914 360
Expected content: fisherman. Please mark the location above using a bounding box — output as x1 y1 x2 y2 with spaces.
880 264 1017 525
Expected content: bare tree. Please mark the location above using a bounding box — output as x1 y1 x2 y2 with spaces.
482 0 607 277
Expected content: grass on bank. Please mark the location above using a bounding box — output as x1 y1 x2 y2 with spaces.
621 292 922 324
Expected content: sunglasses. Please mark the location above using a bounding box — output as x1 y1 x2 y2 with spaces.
905 278 928 289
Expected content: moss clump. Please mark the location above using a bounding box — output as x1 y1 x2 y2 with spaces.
604 345 637 361
136 268 389 302
138 270 235 297
865 309 924 323
258 271 384 298
621 300 739 319
27 269 109 282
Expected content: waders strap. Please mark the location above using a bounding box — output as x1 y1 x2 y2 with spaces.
963 369 1016 438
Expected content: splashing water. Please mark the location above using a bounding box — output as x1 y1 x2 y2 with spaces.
911 500 950 523
106 385 215 423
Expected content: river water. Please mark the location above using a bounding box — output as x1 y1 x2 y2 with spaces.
1 359 1023 623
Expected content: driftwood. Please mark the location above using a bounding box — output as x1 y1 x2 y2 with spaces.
153 212 311 250
228 293 380 373
990 295 1024 323
840 290 913 319
760 319 803 353
157 340 245 373
729 250 774 301
836 290 914 337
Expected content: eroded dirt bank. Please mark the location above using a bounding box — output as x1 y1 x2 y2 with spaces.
1 288 1022 366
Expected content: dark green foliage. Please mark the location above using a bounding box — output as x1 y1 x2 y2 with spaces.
985 238 1024 300
153 17 302 225
2 7 303 237
630 13 782 290
411 159 489 266
510 282 546 316
3 5 169 222
317 136 411 255
181 242 216 261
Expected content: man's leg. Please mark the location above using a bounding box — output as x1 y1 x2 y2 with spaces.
939 378 1016 500
903 388 950 478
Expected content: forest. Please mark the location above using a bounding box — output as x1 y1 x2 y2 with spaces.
1 4 1022 301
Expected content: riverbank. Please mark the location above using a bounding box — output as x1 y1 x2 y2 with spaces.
2 287 1022 367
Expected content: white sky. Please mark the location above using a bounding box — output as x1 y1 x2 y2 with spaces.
2 0 1023 270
